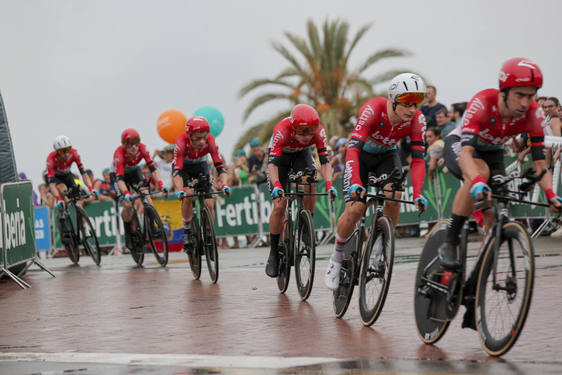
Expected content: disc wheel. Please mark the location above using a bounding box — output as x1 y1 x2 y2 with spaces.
333 231 359 318
201 205 219 283
145 205 169 267
129 212 145 267
187 216 202 280
276 220 291 293
77 207 101 266
413 220 462 344
294 209 315 301
475 221 534 357
359 216 394 326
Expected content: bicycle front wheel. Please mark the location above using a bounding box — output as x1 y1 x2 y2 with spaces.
201 205 219 283
187 215 202 280
145 205 169 267
475 221 534 357
129 212 145 267
294 209 315 301
359 215 394 326
77 207 101 266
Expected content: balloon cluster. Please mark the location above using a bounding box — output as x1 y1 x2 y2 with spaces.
156 106 224 144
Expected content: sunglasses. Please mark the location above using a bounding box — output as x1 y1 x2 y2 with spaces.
294 126 318 136
57 146 72 155
125 140 140 147
190 134 209 142
395 92 425 107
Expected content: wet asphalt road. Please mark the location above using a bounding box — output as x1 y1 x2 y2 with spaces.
1 236 561 374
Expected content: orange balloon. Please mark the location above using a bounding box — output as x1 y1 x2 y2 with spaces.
157 109 186 144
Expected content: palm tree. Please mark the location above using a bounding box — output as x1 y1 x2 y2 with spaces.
235 18 415 154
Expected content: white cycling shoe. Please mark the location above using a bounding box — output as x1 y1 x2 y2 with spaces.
324 258 342 290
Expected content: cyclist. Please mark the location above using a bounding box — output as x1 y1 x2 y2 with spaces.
173 116 231 251
112 128 167 249
324 73 428 290
47 135 97 209
439 58 562 270
265 104 336 278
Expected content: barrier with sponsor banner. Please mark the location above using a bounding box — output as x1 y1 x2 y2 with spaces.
1 181 54 288
43 155 561 252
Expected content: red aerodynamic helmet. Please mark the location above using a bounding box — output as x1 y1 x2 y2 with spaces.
186 116 210 133
121 128 140 145
499 57 543 90
290 104 319 131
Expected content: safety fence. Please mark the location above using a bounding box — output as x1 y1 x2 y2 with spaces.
35 155 561 254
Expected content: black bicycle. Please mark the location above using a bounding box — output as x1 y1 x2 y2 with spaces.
125 180 169 267
57 186 101 266
275 168 330 301
182 174 223 283
333 168 414 326
414 168 552 356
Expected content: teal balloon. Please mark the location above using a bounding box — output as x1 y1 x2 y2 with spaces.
193 106 224 137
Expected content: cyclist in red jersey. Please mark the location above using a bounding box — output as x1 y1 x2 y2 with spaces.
264 104 336 277
324 73 428 289
47 135 96 209
439 58 562 271
173 116 231 251
112 128 167 249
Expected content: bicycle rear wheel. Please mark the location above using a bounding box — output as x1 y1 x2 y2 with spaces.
359 215 394 326
414 220 461 344
201 205 219 283
77 207 101 266
276 220 291 293
129 212 145 266
187 215 202 280
475 221 534 357
333 230 358 318
145 205 169 267
59 213 80 265
294 209 315 301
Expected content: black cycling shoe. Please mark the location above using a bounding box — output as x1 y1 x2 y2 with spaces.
265 250 279 278
123 221 134 250
183 228 195 253
438 241 461 270
461 301 476 330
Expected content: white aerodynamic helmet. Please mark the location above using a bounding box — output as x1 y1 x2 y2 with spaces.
387 73 426 106
53 135 72 151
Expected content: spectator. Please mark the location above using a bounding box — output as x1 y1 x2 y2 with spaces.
434 107 456 138
38 183 55 208
328 135 339 156
17 172 39 206
233 149 250 186
536 95 547 107
99 168 117 201
330 138 347 180
449 102 467 128
543 97 561 165
425 128 444 183
247 138 266 184
152 145 175 191
421 85 447 128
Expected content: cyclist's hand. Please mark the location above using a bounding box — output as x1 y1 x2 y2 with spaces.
176 189 187 200
161 186 169 196
221 184 232 196
470 176 491 201
348 184 366 199
56 196 64 209
271 181 284 199
123 190 133 202
414 195 428 213
549 195 562 213
326 181 337 199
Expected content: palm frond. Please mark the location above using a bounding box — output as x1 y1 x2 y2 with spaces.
243 92 293 121
357 48 411 74
239 78 294 98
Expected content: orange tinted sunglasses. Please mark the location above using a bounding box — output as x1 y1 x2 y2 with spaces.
57 146 72 155
395 92 425 106
294 125 318 135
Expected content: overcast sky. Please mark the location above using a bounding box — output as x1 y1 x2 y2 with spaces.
1 0 561 188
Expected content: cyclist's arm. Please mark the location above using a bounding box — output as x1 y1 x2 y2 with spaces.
117 180 129 195
49 182 62 200
81 172 93 190
319 160 333 185
410 113 427 198
458 144 481 181
267 162 280 187
173 173 184 191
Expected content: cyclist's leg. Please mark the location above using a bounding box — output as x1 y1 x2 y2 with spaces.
178 167 197 248
378 149 402 228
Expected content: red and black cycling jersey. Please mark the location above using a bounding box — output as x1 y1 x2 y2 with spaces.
460 88 546 160
267 117 330 166
173 133 225 175
347 97 426 198
46 149 85 183
112 143 155 180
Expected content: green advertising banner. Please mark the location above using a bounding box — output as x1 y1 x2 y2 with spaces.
1 181 36 267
